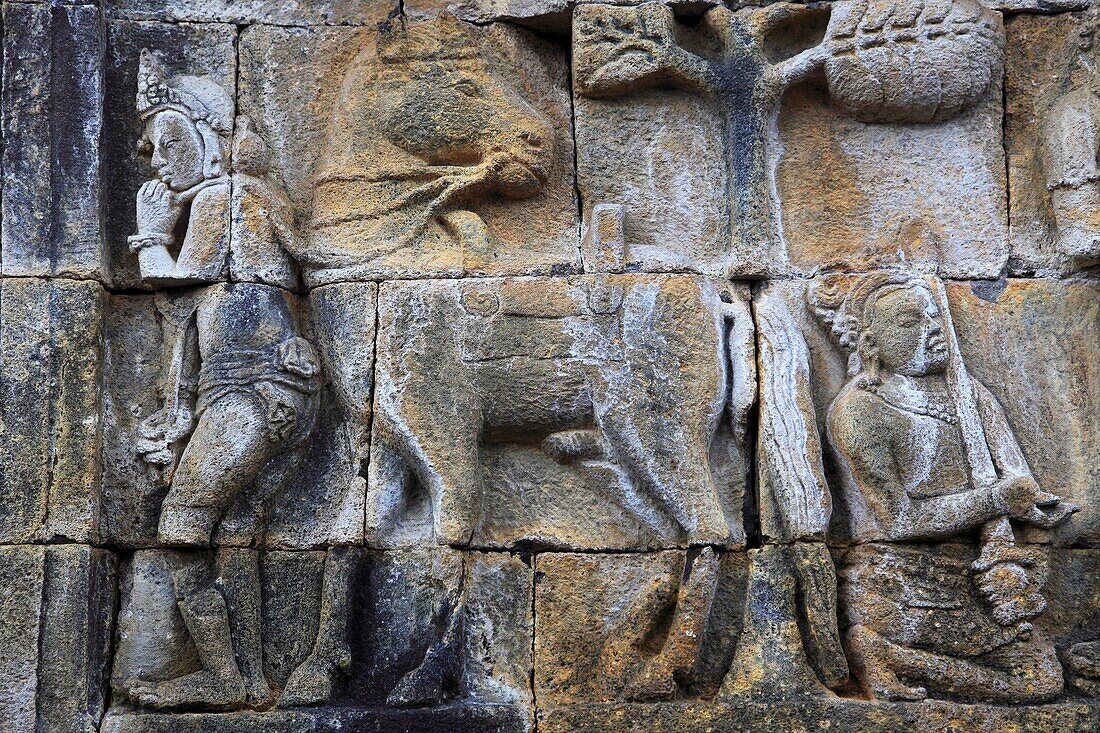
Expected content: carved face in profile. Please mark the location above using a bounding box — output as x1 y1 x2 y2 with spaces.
864 285 949 376
145 110 205 191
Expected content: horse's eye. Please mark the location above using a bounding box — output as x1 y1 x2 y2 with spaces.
454 80 479 97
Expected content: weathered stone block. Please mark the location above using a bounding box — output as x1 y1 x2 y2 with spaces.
1038 548 1100 679
537 699 1100 733
103 19 236 289
103 0 397 26
777 77 1008 278
241 14 577 285
102 704 530 733
0 545 117 733
948 279 1100 546
0 278 105 544
1005 9 1100 273
370 275 753 550
406 0 722 31
110 548 531 720
575 89 732 276
2 2 106 279
534 550 749 705
237 24 363 264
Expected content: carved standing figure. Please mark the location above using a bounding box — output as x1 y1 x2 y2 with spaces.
117 50 319 711
809 271 1078 703
1042 5 1100 263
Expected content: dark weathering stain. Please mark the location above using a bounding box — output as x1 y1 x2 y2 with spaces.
970 278 1007 303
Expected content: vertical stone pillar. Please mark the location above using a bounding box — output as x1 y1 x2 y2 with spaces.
0 278 106 544
0 545 117 733
2 1 106 279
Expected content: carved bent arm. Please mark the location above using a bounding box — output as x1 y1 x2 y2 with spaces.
832 403 1002 541
751 3 830 92
147 294 201 438
972 380 1032 481
973 379 1079 528
136 184 231 284
897 486 1003 542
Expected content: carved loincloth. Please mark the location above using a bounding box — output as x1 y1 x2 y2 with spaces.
838 542 1021 658
197 336 320 445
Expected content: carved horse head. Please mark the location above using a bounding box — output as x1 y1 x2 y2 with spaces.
305 13 555 275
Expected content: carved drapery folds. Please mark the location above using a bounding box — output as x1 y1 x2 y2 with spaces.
1 1 1098 733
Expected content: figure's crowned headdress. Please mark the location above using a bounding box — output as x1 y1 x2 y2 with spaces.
136 49 233 137
808 268 931 378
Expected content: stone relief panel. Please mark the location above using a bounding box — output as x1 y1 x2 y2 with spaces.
101 51 371 549
1 1 1099 732
755 268 1099 704
1007 6 1100 273
240 13 577 285
104 20 238 290
574 0 1006 278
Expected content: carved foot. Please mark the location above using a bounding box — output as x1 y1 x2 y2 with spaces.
1064 641 1100 696
277 645 352 708
845 626 927 702
621 657 678 702
387 662 447 708
125 670 248 711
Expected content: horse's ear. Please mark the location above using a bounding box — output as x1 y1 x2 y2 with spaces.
377 13 410 61
378 12 407 36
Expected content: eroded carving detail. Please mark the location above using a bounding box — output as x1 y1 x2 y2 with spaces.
1042 6 1100 263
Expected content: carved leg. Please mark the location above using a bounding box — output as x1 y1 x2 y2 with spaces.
374 398 483 547
159 396 273 547
791 543 849 688
127 558 249 711
847 624 1064 703
216 549 271 707
844 625 928 702
387 567 467 707
216 442 310 547
622 547 719 701
600 279 730 546
278 547 357 707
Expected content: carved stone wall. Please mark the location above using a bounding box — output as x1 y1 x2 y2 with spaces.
0 1 1098 732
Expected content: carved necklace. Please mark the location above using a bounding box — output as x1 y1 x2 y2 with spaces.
861 379 959 424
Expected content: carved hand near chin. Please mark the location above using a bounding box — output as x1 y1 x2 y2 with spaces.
136 180 180 236
992 475 1079 529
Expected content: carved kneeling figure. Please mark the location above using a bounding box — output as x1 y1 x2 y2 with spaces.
811 272 1077 703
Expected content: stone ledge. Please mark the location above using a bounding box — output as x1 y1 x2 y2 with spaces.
102 703 531 733
536 699 1100 733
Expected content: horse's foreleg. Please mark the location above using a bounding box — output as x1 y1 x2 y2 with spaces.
374 387 484 548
